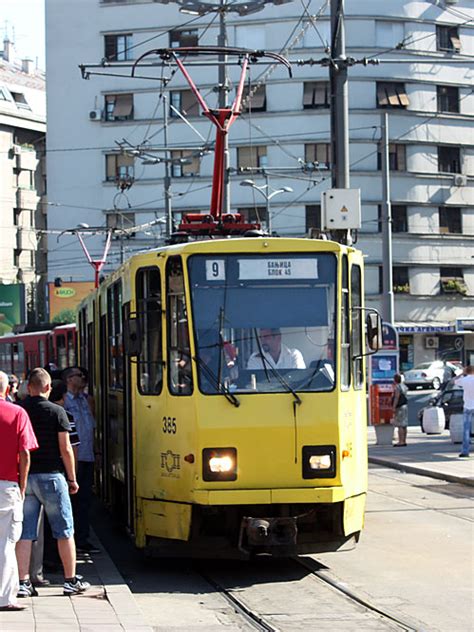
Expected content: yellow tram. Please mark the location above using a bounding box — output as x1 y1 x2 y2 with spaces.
78 236 380 557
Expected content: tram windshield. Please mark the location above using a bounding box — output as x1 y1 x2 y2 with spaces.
188 253 337 394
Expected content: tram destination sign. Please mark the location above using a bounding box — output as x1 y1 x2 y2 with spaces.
239 258 319 280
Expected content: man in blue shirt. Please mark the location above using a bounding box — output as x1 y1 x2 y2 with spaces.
63 368 98 554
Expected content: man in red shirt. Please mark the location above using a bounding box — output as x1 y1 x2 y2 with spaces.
0 371 38 611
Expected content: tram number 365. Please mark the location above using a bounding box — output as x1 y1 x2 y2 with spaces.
162 416 177 434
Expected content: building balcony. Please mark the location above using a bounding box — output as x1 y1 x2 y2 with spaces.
16 227 37 252
16 188 39 210
16 150 38 171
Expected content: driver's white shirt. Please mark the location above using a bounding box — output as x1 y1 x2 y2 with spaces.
247 345 306 370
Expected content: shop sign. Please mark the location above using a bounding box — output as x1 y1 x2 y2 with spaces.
397 325 455 333
456 319 474 334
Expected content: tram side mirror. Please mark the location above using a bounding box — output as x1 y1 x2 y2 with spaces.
366 312 382 351
124 318 140 357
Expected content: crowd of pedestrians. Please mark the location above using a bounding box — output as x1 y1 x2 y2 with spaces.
0 365 97 611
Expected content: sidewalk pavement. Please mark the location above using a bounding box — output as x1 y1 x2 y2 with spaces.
0 535 153 632
368 425 474 486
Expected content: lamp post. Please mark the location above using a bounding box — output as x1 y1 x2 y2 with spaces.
240 178 293 233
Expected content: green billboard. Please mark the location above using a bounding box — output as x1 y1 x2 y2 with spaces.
0 284 26 335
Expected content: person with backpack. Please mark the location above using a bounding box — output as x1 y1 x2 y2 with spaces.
392 373 409 447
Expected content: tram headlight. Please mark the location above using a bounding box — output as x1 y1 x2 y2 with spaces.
302 446 336 479
203 448 237 481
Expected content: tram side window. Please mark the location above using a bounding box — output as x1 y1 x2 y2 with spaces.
38 339 46 368
167 257 193 395
13 343 25 377
340 255 351 390
0 343 11 373
107 282 124 390
56 335 67 369
351 264 363 389
136 267 163 395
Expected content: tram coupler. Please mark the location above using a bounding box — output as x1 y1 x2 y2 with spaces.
239 516 298 555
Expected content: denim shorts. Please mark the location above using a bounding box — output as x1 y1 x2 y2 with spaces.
21 473 74 540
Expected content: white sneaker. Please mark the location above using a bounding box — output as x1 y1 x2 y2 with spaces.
63 577 91 595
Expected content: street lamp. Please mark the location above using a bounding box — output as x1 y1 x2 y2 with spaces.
240 178 293 233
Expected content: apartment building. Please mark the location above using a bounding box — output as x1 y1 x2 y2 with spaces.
0 38 47 322
46 0 474 367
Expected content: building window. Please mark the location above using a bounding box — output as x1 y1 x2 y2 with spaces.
0 87 9 100
170 90 199 117
237 206 267 224
377 205 407 232
378 266 383 294
106 153 134 181
377 144 406 171
439 207 461 234
104 33 133 61
438 146 461 173
376 82 409 108
171 150 200 177
242 85 266 112
305 204 321 232
237 146 267 170
436 25 461 53
437 86 459 113
105 94 133 121
393 267 410 294
106 211 136 237
170 29 199 48
303 82 330 109
393 205 408 232
11 92 30 110
305 143 331 169
440 267 467 295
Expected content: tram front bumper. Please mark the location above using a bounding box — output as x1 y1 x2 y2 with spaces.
193 486 346 505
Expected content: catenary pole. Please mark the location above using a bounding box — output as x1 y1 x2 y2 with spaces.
329 0 349 190
381 111 394 324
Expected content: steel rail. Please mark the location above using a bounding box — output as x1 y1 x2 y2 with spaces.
196 567 280 632
295 556 420 632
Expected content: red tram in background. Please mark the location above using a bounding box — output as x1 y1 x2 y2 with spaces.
0 323 77 378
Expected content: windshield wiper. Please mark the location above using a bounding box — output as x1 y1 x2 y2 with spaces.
253 330 302 408
193 354 240 408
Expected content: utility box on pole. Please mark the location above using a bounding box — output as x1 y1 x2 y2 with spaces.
321 188 361 230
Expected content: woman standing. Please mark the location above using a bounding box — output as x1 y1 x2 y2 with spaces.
392 374 409 447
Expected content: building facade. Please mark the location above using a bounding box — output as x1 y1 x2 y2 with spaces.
0 38 47 322
45 0 474 367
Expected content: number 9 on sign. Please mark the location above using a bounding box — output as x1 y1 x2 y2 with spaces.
206 259 226 281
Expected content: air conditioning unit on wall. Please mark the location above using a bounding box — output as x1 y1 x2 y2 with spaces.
89 109 102 121
425 336 439 349
453 174 467 187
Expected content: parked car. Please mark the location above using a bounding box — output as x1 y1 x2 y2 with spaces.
404 361 462 390
418 386 464 431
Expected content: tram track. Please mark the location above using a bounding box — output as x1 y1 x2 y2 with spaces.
295 556 419 632
195 556 418 632
196 566 279 632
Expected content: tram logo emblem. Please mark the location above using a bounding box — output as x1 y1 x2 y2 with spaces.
160 450 181 477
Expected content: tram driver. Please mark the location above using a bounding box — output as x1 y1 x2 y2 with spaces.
247 328 306 371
